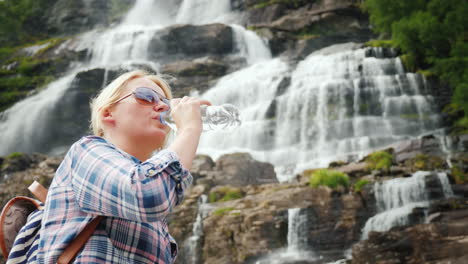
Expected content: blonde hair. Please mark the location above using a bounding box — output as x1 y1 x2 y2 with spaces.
90 70 172 137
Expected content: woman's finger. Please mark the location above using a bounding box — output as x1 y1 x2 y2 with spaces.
198 99 212 106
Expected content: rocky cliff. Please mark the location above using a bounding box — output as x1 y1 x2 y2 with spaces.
1 1 467 263
1 135 467 264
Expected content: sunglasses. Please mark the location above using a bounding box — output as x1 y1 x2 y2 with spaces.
114 87 170 109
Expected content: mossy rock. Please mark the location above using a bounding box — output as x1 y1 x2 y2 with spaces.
450 166 467 184
213 207 236 216
404 154 447 172
353 179 371 193
209 186 245 203
365 150 394 172
308 169 350 189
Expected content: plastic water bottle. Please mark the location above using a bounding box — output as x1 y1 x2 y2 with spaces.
160 103 241 131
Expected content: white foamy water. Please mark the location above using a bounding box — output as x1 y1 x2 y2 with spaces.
231 24 272 65
0 0 446 183
255 208 318 264
0 75 75 154
176 0 238 24
361 171 454 239
0 0 246 155
182 195 210 264
199 45 443 181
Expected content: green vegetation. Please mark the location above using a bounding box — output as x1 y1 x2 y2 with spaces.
354 179 370 193
365 39 397 49
450 166 467 184
309 169 350 189
363 0 468 134
0 38 66 112
209 187 245 203
365 151 393 171
405 154 446 171
213 207 235 216
0 0 52 45
250 0 311 10
6 152 24 159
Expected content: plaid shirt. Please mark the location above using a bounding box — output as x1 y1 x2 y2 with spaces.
37 136 192 264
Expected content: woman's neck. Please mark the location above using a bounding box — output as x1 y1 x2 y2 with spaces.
103 134 153 161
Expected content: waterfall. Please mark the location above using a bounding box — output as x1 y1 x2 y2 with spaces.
0 75 75 154
287 208 312 253
181 195 208 264
0 0 241 155
361 171 454 239
199 43 443 180
123 0 178 26
231 24 272 65
437 172 454 198
0 0 446 179
255 208 317 264
176 0 236 24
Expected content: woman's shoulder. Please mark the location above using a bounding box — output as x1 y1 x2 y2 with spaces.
72 135 137 161
79 135 107 144
68 135 113 154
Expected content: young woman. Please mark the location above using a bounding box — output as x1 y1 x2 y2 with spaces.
37 70 210 263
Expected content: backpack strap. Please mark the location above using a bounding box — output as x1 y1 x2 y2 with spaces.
57 216 105 264
28 181 48 204
27 181 104 264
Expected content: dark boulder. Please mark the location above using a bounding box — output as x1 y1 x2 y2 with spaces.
149 24 234 62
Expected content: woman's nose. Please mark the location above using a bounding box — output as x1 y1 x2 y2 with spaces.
154 100 170 112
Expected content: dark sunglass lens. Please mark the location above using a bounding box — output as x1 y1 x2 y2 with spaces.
134 87 159 105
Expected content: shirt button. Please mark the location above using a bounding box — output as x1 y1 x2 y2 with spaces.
147 168 157 176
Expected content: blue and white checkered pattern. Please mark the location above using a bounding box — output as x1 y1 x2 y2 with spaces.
36 136 192 264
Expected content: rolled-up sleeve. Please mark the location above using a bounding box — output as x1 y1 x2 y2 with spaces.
70 136 193 222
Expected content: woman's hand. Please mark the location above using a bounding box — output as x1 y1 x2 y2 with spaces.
167 97 211 171
169 97 211 133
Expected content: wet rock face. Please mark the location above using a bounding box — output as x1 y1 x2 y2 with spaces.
241 0 373 58
214 153 278 186
351 215 468 263
190 153 279 187
149 24 234 62
161 57 229 96
196 185 371 264
46 0 136 35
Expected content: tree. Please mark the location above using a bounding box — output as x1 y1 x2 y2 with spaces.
0 0 49 45
364 0 468 133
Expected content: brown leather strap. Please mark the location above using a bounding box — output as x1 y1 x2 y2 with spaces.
28 181 48 203
57 216 104 264
27 181 104 264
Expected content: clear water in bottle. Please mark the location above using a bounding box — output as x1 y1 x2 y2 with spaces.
160 103 241 131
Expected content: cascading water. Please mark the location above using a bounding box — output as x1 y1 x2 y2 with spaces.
181 195 209 264
361 171 454 239
0 0 261 155
255 208 317 264
176 0 237 25
0 0 456 263
198 43 443 180
286 208 316 258
0 76 75 155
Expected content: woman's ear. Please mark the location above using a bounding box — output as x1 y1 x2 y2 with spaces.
102 107 116 126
